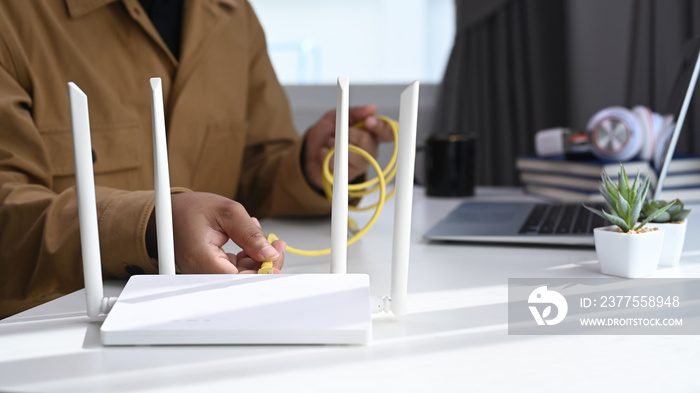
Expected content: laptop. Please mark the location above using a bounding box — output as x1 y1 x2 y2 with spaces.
424 40 700 247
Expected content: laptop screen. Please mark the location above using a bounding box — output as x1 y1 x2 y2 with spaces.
653 38 700 199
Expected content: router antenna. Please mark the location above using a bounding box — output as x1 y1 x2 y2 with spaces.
149 78 176 275
69 82 116 318
390 81 420 316
331 77 349 274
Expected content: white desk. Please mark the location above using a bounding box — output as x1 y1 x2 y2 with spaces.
2 187 700 393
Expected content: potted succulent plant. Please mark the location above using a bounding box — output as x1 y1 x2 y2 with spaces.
641 199 691 267
583 164 675 278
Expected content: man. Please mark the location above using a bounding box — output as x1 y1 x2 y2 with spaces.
0 0 393 318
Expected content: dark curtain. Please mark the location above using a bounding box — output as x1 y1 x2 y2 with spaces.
430 0 569 186
626 0 700 156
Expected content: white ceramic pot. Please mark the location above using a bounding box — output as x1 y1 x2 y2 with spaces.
645 220 688 267
593 225 664 278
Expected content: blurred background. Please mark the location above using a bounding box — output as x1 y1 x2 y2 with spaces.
249 0 700 187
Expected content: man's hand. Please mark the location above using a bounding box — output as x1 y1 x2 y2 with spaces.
148 192 285 274
303 104 395 190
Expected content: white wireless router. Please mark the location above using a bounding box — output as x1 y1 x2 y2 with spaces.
69 77 419 345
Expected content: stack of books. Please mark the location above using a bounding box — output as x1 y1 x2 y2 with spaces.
516 155 700 202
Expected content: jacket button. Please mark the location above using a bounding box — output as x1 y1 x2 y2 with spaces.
125 265 145 275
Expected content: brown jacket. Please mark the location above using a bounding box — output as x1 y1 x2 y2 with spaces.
0 0 330 318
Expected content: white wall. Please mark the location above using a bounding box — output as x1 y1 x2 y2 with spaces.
248 0 455 84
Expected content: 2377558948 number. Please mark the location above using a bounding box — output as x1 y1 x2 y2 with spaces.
598 295 680 308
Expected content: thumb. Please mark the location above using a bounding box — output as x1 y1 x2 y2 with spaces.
216 204 280 262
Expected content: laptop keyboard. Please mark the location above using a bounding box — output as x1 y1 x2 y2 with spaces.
518 203 607 235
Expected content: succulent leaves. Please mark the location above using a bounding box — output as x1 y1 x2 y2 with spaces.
583 164 676 233
641 199 692 223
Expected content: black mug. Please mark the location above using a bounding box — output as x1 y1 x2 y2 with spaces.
424 134 476 197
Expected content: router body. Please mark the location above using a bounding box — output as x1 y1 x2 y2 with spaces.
101 274 371 345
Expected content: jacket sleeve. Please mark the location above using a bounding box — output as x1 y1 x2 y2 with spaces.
234 2 331 218
0 58 158 319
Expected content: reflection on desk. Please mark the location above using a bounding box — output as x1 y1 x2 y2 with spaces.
1 187 699 393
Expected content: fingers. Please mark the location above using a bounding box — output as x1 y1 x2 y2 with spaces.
215 201 280 263
170 192 280 275
316 105 381 136
171 193 242 274
348 104 377 125
251 216 286 272
347 127 376 179
271 239 286 272
319 116 388 160
317 104 377 128
234 239 286 274
303 105 393 190
194 249 242 274
355 115 395 143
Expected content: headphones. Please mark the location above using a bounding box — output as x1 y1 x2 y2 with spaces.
535 105 676 166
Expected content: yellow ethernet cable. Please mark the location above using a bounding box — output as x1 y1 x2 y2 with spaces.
258 116 399 273
258 260 274 275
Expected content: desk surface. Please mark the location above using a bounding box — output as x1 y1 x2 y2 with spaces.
2 187 700 393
